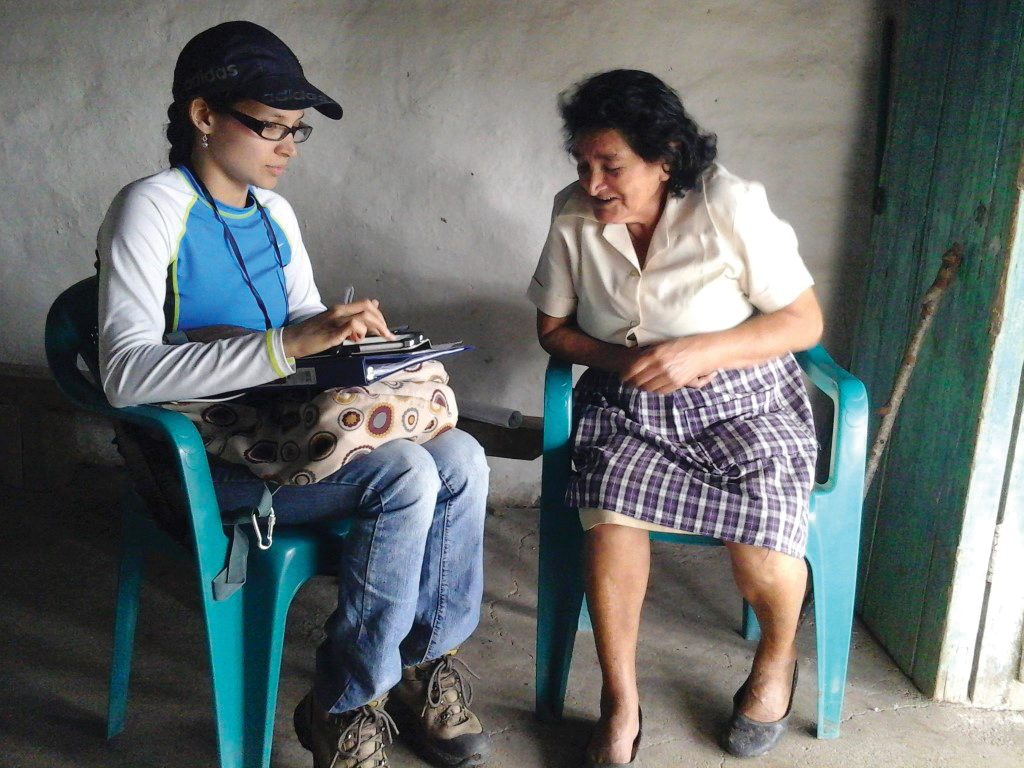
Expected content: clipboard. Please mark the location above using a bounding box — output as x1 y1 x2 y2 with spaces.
261 341 472 389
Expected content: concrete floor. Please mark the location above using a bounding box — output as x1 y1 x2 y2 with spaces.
2 466 1024 768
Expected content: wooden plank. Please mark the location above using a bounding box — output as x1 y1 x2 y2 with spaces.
852 0 1024 699
896 0 1005 695
966 184 1024 706
457 415 542 461
0 365 79 488
911 0 1024 699
20 407 80 488
0 404 24 487
0 363 73 412
854 0 962 678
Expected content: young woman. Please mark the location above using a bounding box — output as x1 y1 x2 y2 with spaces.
97 21 491 768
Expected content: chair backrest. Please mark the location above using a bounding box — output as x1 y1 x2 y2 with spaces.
44 276 107 413
793 345 868 498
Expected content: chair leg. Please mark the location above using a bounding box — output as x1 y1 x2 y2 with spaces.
806 538 858 739
193 531 322 768
106 506 147 739
239 534 320 768
195 543 317 768
201 597 247 768
741 599 761 643
536 501 586 721
577 597 594 633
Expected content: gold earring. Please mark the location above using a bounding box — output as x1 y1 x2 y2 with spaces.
202 134 209 149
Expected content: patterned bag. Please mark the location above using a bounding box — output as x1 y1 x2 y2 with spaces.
165 360 457 485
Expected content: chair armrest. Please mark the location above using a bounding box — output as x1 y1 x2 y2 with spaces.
543 358 574 450
109 403 228 548
47 344 225 549
794 345 869 498
541 358 574 501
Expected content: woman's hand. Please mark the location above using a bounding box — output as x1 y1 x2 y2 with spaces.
622 336 720 393
282 298 396 359
536 310 717 387
537 287 822 394
622 288 824 393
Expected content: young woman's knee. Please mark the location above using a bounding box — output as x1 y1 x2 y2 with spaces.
373 440 444 499
427 428 490 494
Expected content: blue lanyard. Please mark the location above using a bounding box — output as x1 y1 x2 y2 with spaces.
180 164 287 330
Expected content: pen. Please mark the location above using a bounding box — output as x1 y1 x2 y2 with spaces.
342 285 355 304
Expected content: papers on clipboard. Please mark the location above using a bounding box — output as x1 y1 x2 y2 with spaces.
261 337 472 389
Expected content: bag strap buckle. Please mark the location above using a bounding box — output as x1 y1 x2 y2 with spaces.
251 506 276 550
212 482 279 600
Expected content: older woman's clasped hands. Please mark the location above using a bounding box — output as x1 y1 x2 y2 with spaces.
620 336 719 391
528 70 823 765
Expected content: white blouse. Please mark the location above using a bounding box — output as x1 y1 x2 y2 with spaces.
527 164 814 346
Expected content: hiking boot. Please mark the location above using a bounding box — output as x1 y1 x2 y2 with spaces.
293 690 397 768
390 650 491 767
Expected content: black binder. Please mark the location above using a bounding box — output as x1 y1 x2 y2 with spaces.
261 341 471 389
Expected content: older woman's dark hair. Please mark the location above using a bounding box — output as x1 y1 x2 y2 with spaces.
558 69 717 196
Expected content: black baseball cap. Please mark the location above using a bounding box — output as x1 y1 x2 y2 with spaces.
172 21 342 119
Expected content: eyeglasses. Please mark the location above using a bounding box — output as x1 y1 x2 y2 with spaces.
224 108 313 143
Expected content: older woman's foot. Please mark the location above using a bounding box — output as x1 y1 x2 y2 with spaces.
736 654 798 723
584 701 642 766
725 656 798 758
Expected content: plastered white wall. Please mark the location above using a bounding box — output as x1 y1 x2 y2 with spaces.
0 0 882 504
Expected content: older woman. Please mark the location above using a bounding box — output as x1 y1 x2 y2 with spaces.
527 69 822 764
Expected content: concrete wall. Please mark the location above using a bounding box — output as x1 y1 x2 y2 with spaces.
0 0 882 504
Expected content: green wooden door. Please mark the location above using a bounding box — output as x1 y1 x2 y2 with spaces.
852 0 1024 701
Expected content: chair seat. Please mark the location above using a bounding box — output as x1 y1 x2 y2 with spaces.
534 347 867 740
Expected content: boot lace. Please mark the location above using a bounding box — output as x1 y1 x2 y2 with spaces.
423 654 481 726
330 702 398 768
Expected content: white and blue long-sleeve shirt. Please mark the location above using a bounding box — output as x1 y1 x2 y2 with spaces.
97 166 327 407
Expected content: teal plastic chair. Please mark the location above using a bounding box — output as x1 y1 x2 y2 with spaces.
535 346 868 739
44 277 352 768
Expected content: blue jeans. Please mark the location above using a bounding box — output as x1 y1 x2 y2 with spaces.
210 428 488 713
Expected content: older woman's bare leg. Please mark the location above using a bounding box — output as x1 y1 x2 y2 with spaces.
724 542 807 722
584 524 650 763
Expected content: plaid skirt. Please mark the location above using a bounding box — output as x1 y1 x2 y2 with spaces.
569 354 817 558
